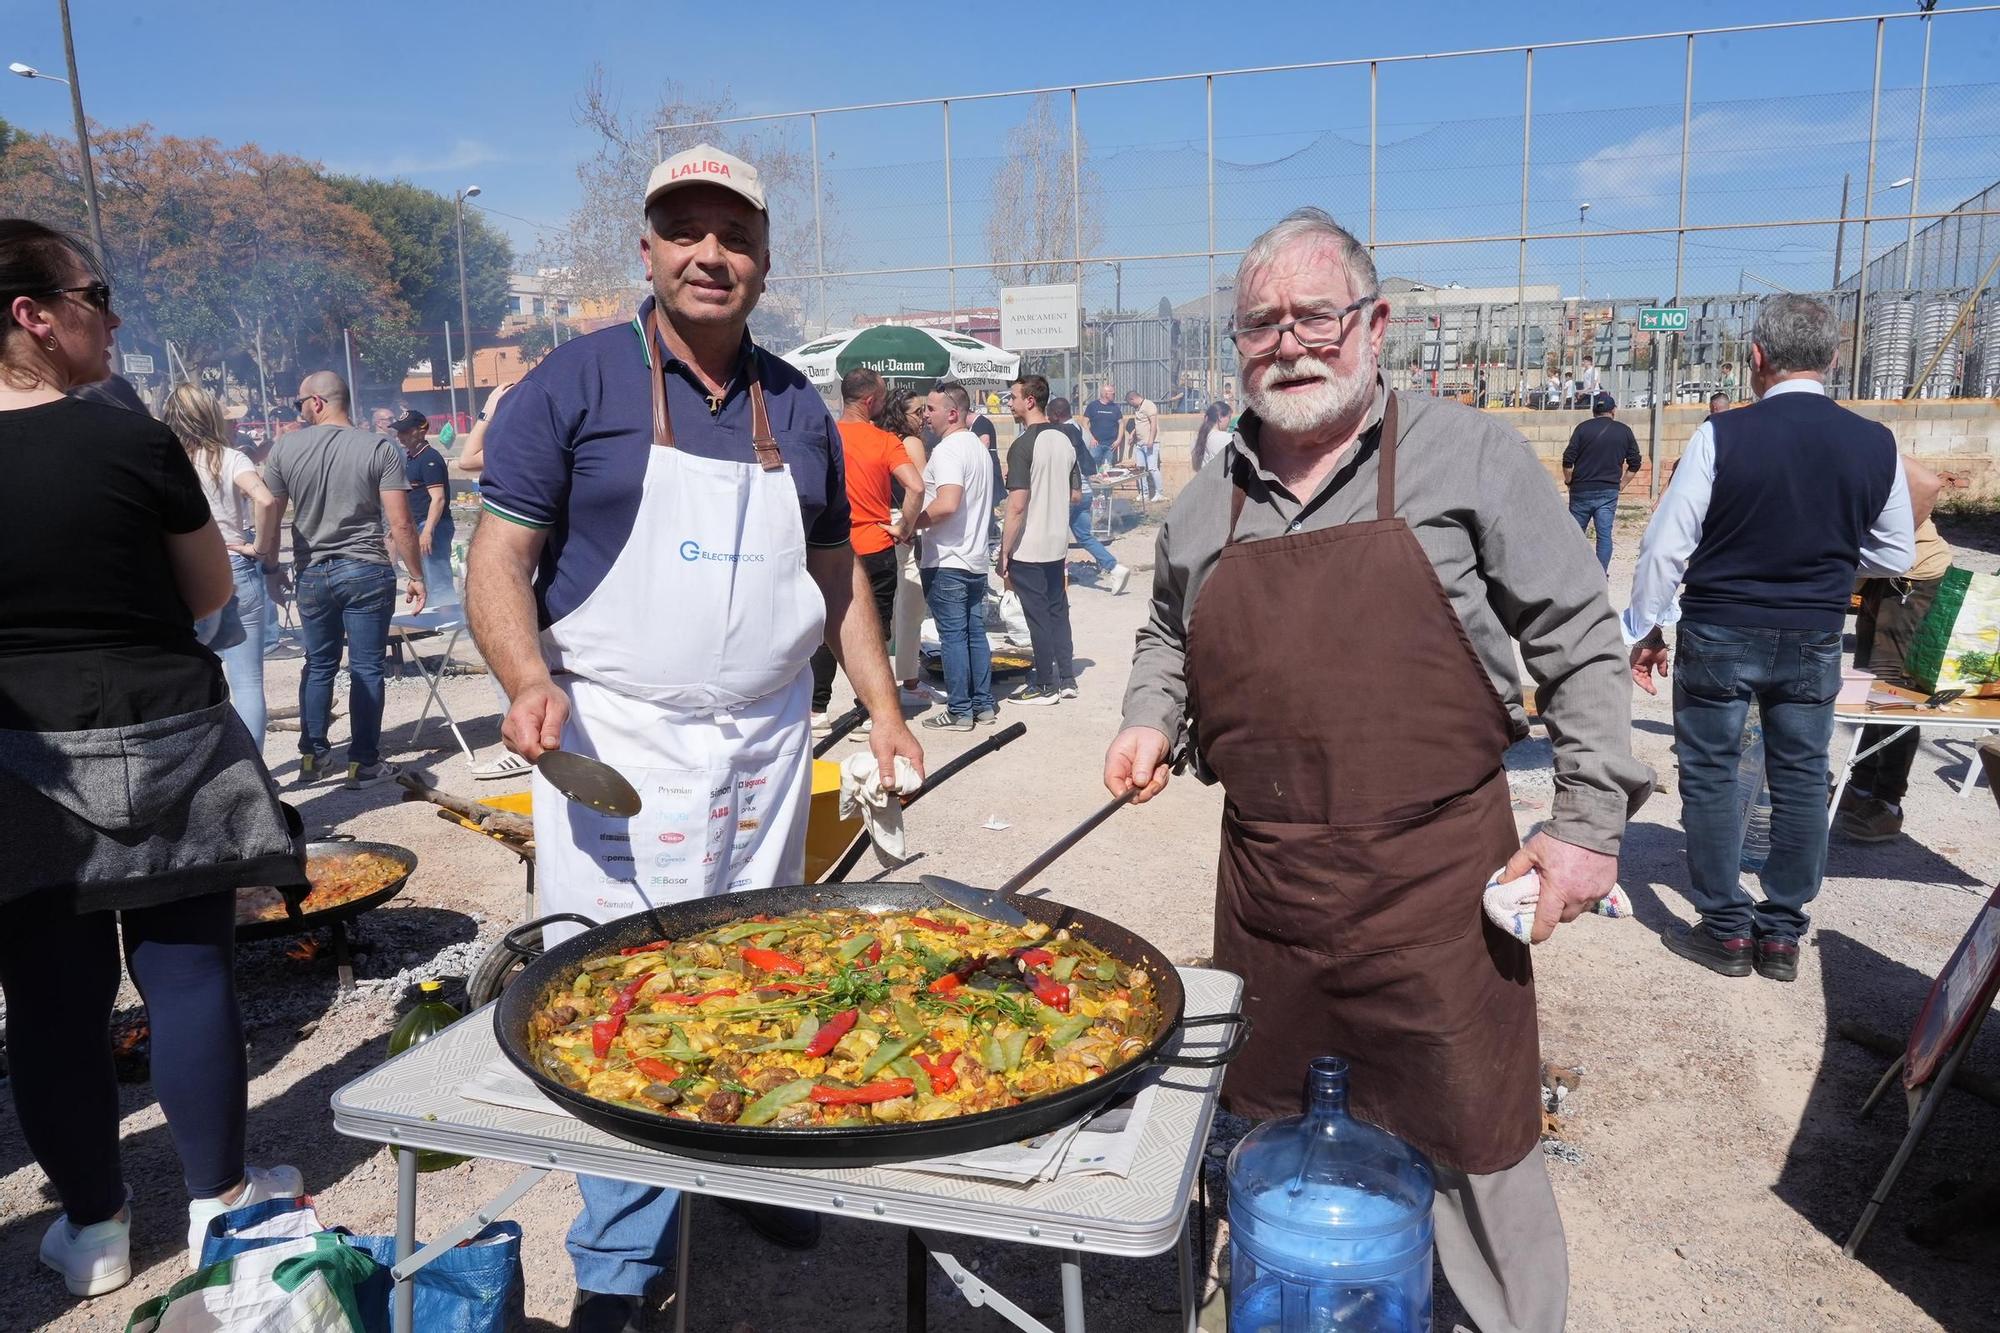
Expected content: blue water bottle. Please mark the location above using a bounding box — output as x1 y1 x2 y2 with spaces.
1227 1057 1435 1332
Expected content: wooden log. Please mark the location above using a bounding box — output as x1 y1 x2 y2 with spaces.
396 772 533 842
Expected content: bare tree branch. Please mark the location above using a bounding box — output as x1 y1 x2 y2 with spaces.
985 95 1103 290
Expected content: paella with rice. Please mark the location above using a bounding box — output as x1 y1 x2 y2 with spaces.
525 906 1162 1129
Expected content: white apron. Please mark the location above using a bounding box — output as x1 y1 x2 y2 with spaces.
534 312 826 946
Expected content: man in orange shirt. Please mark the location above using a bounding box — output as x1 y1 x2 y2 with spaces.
811 368 925 730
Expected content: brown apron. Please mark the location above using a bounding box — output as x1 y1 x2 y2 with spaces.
1186 393 1541 1174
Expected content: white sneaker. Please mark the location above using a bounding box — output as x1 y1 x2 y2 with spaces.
1108 565 1132 596
40 1197 131 1297
1059 684 1079 700
810 711 833 735
186 1164 303 1269
898 686 932 708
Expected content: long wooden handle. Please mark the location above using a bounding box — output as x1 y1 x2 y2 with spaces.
996 788 1138 898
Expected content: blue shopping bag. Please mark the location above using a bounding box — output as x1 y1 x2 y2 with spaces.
199 1199 523 1333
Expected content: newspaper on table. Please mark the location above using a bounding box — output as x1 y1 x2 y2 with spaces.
458 1058 1156 1182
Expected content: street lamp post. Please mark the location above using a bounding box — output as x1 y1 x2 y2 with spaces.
10 1 109 267
1577 202 1591 380
454 185 481 429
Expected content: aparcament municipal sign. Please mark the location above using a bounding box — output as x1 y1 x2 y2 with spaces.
999 283 1080 352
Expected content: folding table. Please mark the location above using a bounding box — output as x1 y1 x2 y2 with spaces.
1828 683 2000 813
331 967 1244 1333
388 609 475 764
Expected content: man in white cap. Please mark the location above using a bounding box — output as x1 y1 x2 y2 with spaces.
468 143 924 1332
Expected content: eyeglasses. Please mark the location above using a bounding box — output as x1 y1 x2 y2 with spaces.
1230 292 1379 357
292 394 323 413
41 282 114 314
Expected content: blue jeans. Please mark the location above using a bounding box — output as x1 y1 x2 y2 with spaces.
297 557 395 767
1568 487 1618 571
568 1177 681 1296
1673 621 1842 940
1134 443 1162 500
1090 441 1115 472
419 524 459 608
216 554 269 740
921 566 995 719
1069 496 1116 571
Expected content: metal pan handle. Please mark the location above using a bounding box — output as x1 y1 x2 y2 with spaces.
1147 1012 1252 1069
811 704 868 756
500 913 598 962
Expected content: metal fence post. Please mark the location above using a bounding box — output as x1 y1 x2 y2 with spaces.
1516 49 1532 405
1072 87 1084 392
1849 17 1886 398
1904 8 1934 290
810 113 826 334
1206 74 1218 399
1368 60 1378 258
943 100 956 326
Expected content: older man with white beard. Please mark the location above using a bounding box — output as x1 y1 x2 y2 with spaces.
1105 207 1650 1332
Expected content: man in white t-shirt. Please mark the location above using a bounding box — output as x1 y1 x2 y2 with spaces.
915 382 997 730
1125 390 1162 501
1000 373 1081 703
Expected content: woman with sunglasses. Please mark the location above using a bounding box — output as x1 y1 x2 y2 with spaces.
0 220 304 1299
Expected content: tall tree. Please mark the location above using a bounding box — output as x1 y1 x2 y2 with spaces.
985 95 1103 289
326 176 514 384
545 67 830 345
0 123 404 384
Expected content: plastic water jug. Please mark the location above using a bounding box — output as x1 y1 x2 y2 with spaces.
1227 1057 1434 1332
386 981 467 1172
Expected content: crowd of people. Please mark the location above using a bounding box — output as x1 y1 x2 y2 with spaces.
0 137 1971 1332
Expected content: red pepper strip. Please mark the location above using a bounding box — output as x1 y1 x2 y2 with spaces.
619 941 673 955
608 974 655 1020
908 916 970 936
927 973 962 995
634 1058 683 1082
805 1008 859 1059
1026 972 1072 1013
913 1049 960 1094
1013 947 1055 968
866 939 883 965
739 946 806 975
591 973 658 1059
660 988 741 1006
808 1078 916 1106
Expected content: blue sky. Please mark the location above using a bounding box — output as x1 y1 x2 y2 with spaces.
7 1 1998 317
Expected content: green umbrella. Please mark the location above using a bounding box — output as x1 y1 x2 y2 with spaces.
783 324 1019 392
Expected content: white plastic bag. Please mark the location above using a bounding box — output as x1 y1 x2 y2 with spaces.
126 1233 376 1333
994 590 1032 647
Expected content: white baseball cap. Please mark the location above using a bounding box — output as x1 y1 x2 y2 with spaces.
643 143 767 214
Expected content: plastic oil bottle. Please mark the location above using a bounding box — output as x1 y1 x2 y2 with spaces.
1227 1057 1434 1332
386 980 467 1172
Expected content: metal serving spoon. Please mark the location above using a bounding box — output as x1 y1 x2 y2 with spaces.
534 749 643 818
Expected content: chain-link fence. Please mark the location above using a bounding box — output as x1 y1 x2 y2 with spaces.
659 8 2000 410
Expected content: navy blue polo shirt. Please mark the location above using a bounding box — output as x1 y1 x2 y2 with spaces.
480 298 849 628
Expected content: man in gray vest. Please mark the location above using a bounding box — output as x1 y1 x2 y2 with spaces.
1624 295 1913 982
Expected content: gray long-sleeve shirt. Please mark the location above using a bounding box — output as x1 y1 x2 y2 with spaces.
1121 383 1653 855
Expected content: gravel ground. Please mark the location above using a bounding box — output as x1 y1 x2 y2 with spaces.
3 503 1998 1333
